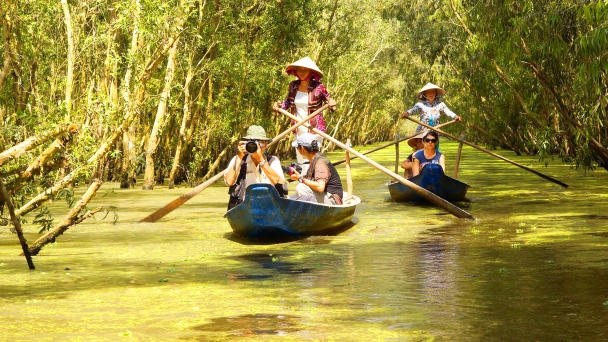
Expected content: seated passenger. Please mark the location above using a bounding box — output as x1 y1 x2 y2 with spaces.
289 133 343 205
401 132 425 178
224 125 286 210
412 131 445 176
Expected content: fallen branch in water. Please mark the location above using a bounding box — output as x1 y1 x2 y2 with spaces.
28 179 103 256
0 124 77 167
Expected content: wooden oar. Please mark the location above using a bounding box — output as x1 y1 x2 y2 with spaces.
140 104 330 223
267 104 329 148
332 120 457 166
404 116 569 188
453 131 465 179
275 108 475 219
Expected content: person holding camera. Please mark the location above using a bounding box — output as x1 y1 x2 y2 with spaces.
289 133 343 205
272 57 336 172
224 125 286 210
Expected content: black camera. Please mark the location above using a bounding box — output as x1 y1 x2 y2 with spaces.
245 140 258 153
281 162 302 175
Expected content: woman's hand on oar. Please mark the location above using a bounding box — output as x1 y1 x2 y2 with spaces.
402 116 568 188
274 107 475 220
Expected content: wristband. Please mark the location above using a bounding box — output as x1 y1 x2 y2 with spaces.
298 177 304 183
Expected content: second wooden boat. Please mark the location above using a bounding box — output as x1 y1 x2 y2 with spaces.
387 164 470 203
224 183 360 238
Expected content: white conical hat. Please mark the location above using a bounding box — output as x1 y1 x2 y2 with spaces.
417 83 445 99
286 56 324 78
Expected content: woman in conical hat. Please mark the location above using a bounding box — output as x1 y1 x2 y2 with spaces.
400 132 425 178
400 83 462 150
273 57 336 168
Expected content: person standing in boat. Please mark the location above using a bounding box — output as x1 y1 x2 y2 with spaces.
273 56 336 172
288 133 343 205
224 125 286 210
401 132 425 178
400 83 462 150
411 131 445 177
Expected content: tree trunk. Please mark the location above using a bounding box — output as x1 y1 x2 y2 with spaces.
60 0 75 122
0 179 35 269
168 67 197 188
16 30 181 216
119 0 141 189
315 0 339 64
0 16 12 89
142 30 181 190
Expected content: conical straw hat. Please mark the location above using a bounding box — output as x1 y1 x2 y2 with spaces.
286 56 324 78
417 83 445 100
407 132 425 148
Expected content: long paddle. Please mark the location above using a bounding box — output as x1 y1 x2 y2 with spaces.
404 116 569 188
332 120 456 166
275 108 475 220
140 104 330 223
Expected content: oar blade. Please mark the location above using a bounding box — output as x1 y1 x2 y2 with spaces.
139 171 224 223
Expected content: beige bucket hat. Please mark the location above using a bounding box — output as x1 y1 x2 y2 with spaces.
242 125 271 141
417 83 445 100
286 56 324 79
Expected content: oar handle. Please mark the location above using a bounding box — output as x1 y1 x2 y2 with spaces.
403 116 569 188
275 108 475 219
268 104 330 147
332 120 457 166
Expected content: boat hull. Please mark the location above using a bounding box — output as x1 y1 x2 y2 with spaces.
387 164 470 203
225 184 359 238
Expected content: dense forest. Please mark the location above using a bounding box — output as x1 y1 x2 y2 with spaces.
1 1 607 235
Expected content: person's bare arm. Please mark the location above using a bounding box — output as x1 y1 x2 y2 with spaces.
439 154 446 172
412 158 421 177
224 142 246 186
249 147 282 185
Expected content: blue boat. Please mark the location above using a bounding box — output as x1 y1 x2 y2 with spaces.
224 183 360 238
387 164 470 203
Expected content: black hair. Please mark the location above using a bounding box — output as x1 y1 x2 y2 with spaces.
300 139 320 153
424 131 439 140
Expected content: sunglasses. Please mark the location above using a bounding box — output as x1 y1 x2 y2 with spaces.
424 138 437 143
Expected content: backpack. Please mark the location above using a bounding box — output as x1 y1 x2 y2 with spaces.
227 154 288 210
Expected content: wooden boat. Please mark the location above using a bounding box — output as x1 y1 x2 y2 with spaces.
224 183 360 238
387 163 470 203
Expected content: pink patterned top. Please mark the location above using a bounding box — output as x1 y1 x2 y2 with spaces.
281 79 334 133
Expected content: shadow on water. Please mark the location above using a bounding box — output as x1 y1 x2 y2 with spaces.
233 253 311 274
223 219 359 245
191 313 302 337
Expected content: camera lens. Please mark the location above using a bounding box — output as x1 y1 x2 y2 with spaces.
245 140 258 153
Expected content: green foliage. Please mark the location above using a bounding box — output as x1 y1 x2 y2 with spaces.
2 0 607 223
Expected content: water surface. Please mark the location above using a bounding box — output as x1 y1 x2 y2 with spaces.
1 139 608 341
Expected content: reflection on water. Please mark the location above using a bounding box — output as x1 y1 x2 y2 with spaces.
192 313 301 336
2 139 608 340
235 253 311 274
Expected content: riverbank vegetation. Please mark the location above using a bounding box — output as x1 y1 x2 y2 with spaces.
1 1 607 252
